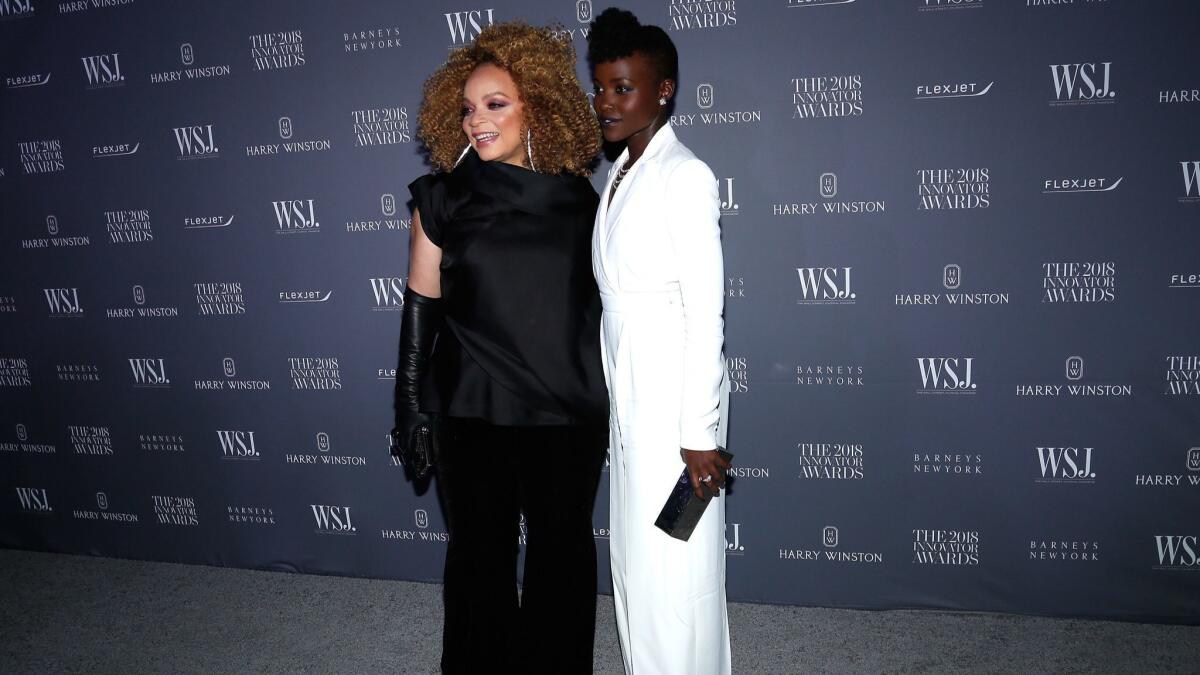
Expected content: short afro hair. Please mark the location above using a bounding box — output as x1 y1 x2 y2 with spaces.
417 21 601 176
586 8 679 84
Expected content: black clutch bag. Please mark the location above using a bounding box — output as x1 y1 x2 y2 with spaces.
655 449 733 542
391 422 437 480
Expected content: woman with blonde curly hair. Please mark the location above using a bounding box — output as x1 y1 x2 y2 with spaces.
390 21 607 673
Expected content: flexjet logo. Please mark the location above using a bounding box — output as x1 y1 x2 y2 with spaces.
129 358 170 387
43 288 82 317
797 267 854 305
173 124 218 159
81 52 123 88
272 199 319 233
1036 447 1095 484
369 277 406 310
1154 535 1199 570
1049 62 1115 105
15 487 51 513
311 504 356 534
445 9 494 45
216 430 259 460
917 357 975 394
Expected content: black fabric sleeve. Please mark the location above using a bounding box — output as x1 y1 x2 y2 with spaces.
408 173 446 247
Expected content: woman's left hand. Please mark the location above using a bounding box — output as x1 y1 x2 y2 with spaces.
681 448 733 499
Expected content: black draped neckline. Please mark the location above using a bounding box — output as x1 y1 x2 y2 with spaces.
450 150 596 217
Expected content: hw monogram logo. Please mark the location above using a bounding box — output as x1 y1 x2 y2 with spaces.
697 83 713 109
823 526 839 548
943 264 961 290
576 0 593 22
223 357 236 378
1187 448 1200 473
97 492 108 510
820 172 837 199
381 193 396 216
47 215 58 235
415 509 429 529
181 43 194 66
278 116 293 140
445 9 494 44
16 423 28 442
316 432 330 452
1065 356 1083 381
133 285 145 305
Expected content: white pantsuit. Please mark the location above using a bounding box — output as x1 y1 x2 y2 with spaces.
593 124 731 675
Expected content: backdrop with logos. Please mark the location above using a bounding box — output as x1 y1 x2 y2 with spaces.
1 0 1198 624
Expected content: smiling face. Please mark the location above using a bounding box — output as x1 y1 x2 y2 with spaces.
461 62 527 168
591 52 673 148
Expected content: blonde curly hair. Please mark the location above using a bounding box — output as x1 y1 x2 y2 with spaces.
418 22 601 176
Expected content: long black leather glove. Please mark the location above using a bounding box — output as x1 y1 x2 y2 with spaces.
391 287 441 477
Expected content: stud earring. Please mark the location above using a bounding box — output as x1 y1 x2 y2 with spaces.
658 97 667 105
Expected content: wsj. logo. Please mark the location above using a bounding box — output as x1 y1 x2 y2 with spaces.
43 288 83 316
16 424 28 442
415 509 429 529
445 8 494 44
222 357 236 378
576 0 592 23
96 492 108 510
697 83 713 109
1181 161 1200 201
278 116 293 140
81 53 123 88
311 504 356 534
943 264 961 290
917 357 976 393
381 193 396 216
216 430 259 459
823 526 839 548
173 124 219 159
820 172 837 199
15 487 51 513
0 0 34 18
1049 62 1114 103
797 267 854 304
129 358 170 387
271 199 319 233
47 214 58 235
719 178 738 216
1065 356 1083 381
1189 448 1200 473
369 277 406 310
1154 535 1199 569
181 43 194 66
132 285 145 305
725 522 744 555
1036 447 1095 483
316 432 330 452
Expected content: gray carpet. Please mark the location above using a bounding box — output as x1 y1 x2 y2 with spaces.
0 549 1196 674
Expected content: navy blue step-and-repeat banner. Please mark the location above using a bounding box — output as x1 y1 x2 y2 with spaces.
2 0 1198 624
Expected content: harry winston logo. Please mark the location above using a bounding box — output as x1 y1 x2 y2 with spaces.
133 285 145 305
576 0 592 22
697 83 714 109
97 492 108 510
1188 448 1200 472
823 526 838 548
181 43 194 65
222 357 236 378
381 193 396 216
278 116 293 140
47 215 58 235
820 172 837 199
943 264 961 290
16 423 27 442
1065 356 1083 381
415 509 429 529
316 432 330 452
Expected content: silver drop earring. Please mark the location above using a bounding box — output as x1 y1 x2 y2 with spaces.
659 97 666 105
526 128 537 172
454 144 470 167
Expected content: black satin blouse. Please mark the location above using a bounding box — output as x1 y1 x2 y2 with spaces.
408 150 607 426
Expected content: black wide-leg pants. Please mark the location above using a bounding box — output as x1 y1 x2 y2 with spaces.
435 418 608 674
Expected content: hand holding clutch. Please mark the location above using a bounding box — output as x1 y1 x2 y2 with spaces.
656 448 734 541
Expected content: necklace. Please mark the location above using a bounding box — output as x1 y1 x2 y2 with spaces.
609 160 633 201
